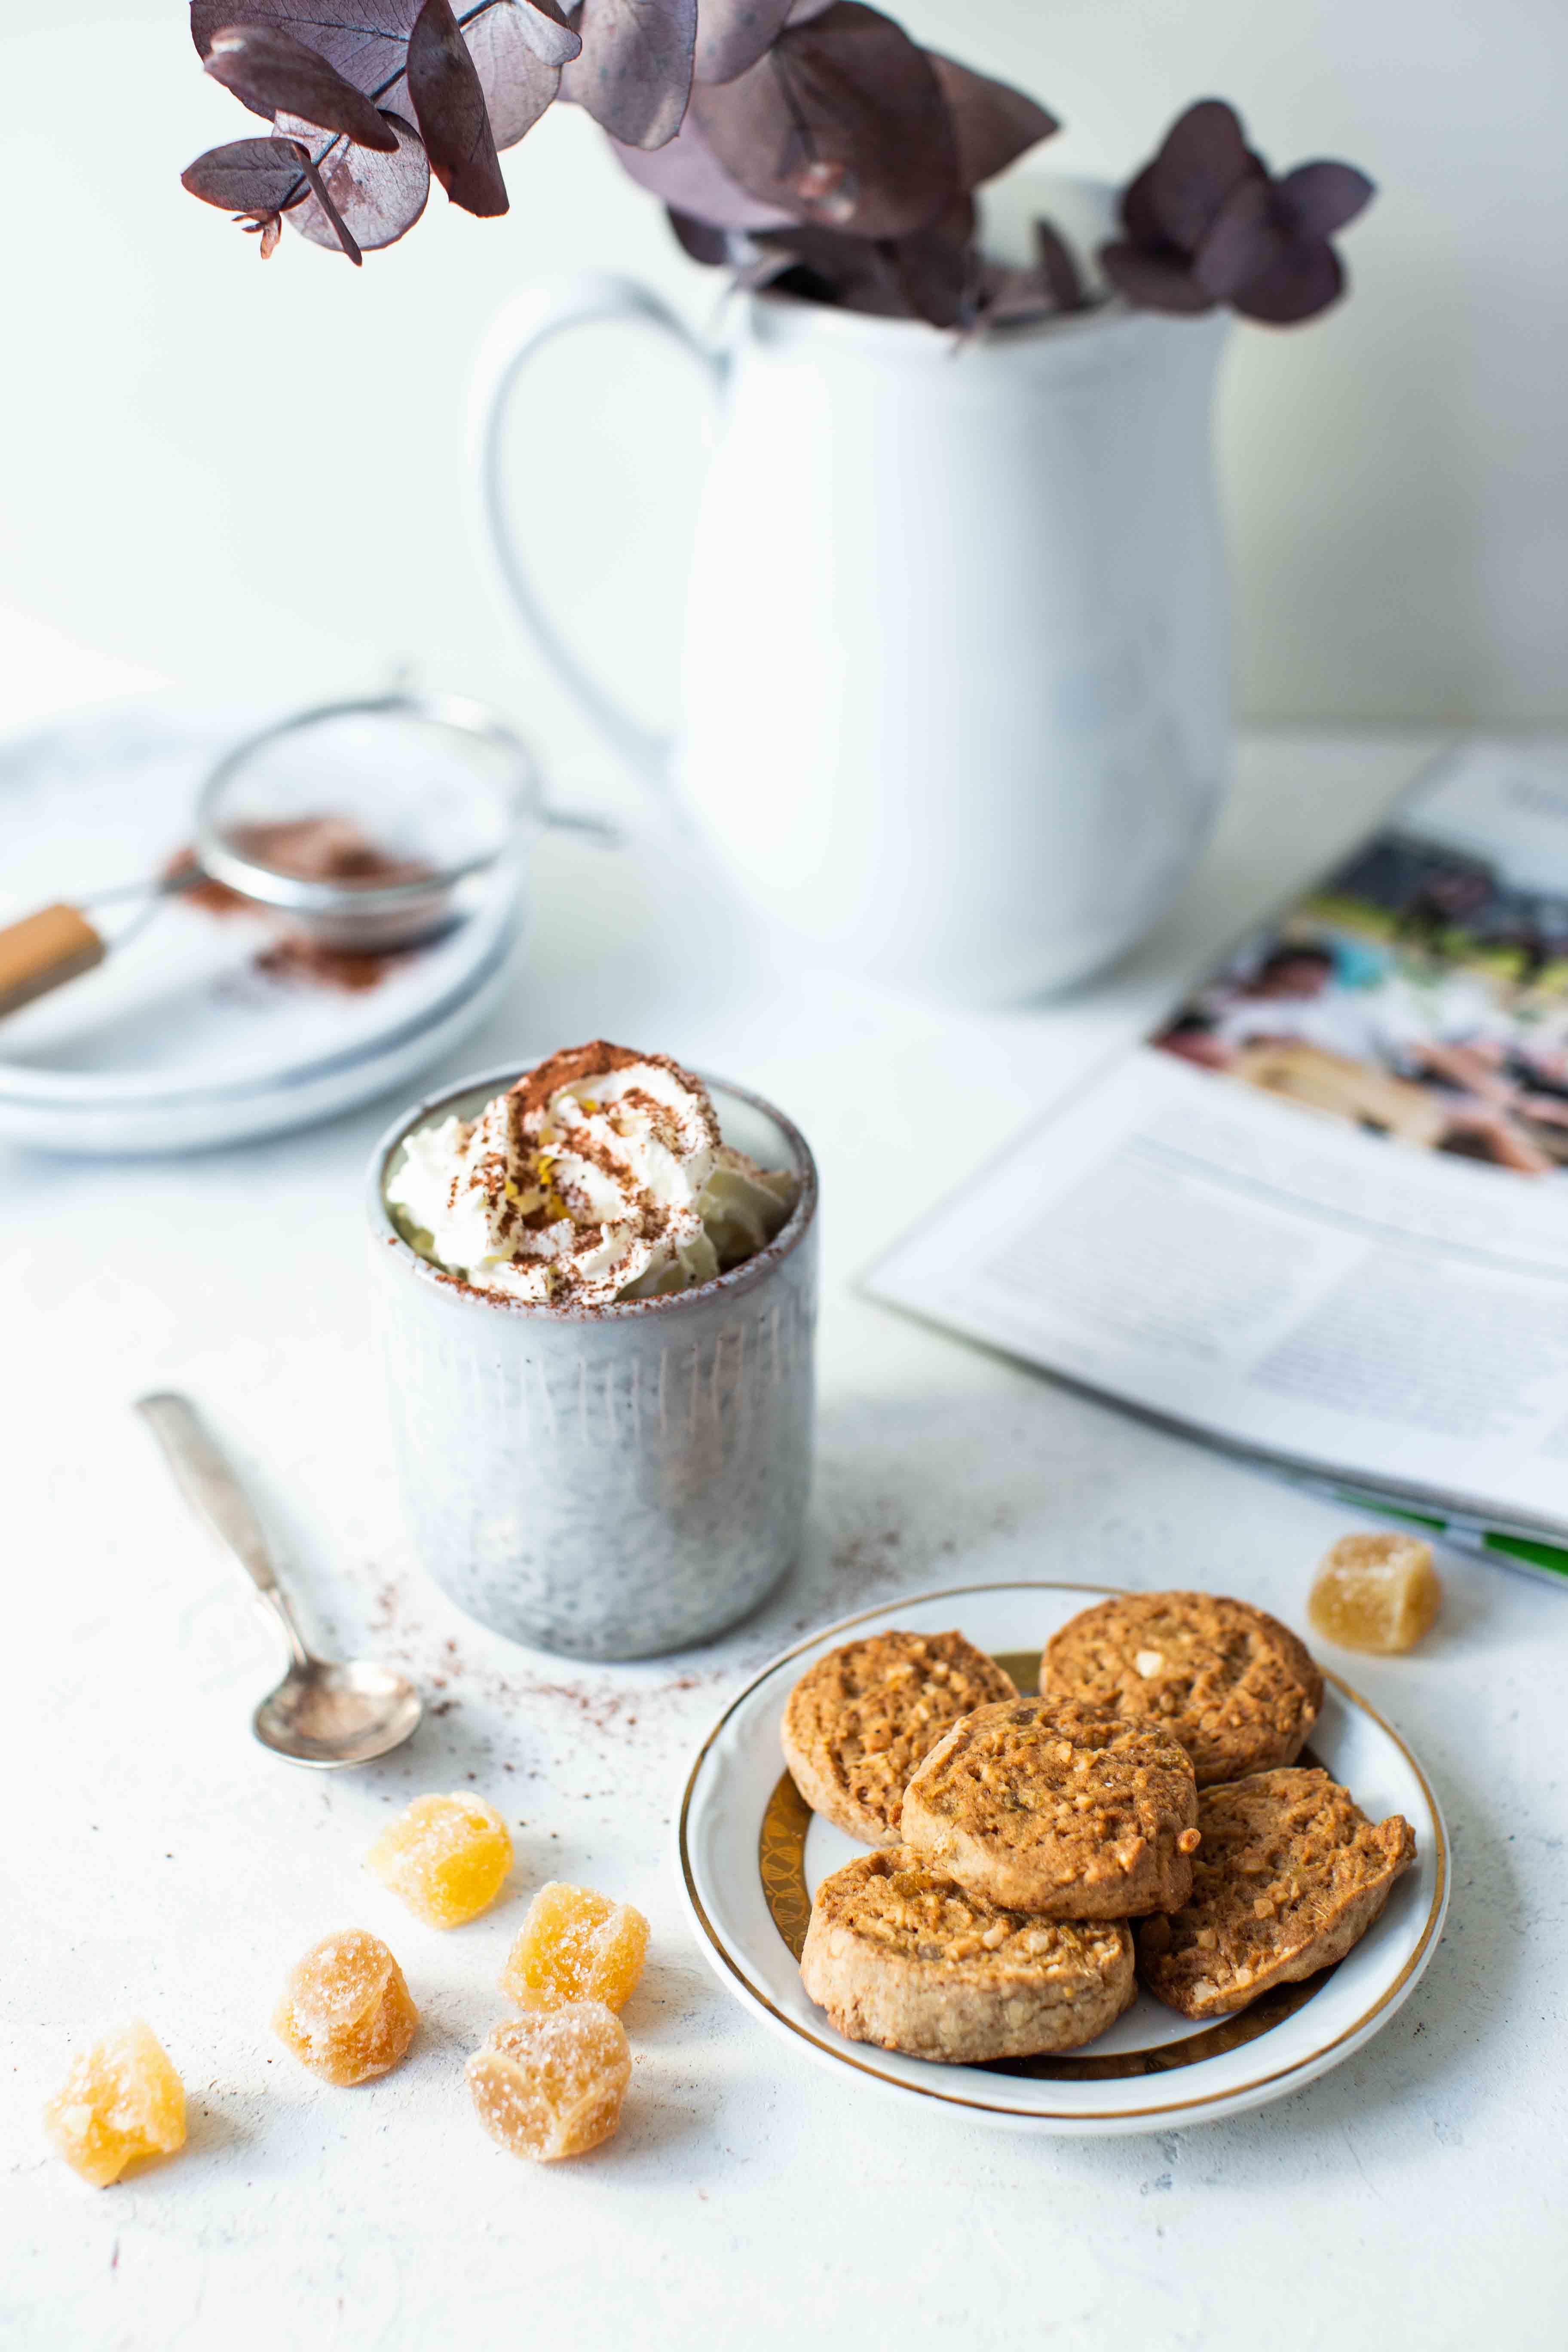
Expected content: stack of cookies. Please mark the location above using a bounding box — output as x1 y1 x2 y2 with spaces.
785 1596 1415 2064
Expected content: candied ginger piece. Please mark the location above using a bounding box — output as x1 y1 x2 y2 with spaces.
1310 1531 1442 1655
366 1792 512 1926
43 2020 186 2187
273 1929 418 2085
499 1883 649 2014
466 2003 631 2163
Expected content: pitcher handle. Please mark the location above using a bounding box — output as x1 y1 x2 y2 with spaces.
470 273 723 797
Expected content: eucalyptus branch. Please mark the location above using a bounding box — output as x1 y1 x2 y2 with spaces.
178 0 1374 326
294 141 362 262
263 0 514 217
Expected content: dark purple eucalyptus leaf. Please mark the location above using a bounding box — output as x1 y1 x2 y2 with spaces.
560 0 696 149
751 220 906 311
1109 99 1372 327
279 107 431 250
693 0 796 85
666 208 734 263
1099 240 1216 314
407 0 508 211
1143 96 1256 252
461 1 560 146
971 218 1089 333
202 26 399 147
1275 159 1375 242
1119 162 1160 249
1233 239 1343 324
754 201 983 327
181 135 312 215
380 5 552 152
691 2 959 240
784 0 833 18
1034 217 1085 311
192 0 421 103
609 115 793 229
512 0 582 67
879 195 978 328
1191 174 1281 300
927 55 1056 191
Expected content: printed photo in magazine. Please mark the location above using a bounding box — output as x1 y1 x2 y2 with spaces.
866 741 1568 1560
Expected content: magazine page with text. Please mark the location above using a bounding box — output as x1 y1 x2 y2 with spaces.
867 741 1568 1540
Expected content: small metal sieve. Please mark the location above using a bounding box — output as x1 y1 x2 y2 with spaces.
0 686 610 1017
190 687 542 952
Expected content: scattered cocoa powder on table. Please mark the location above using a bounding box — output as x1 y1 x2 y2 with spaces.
365 1573 731 1748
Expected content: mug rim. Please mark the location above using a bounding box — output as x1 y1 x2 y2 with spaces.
366 1059 819 1322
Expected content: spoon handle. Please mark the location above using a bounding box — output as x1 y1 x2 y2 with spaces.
135 1391 311 1669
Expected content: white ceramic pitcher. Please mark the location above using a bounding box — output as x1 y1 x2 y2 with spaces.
472 258 1230 1004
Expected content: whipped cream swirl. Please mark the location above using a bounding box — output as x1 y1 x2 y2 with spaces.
386 1041 798 1308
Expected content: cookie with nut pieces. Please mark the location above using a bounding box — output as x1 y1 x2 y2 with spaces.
1136 1766 1415 2020
1041 1591 1324 1787
899 1696 1200 1917
799 1847 1136 2063
781 1629 1019 1845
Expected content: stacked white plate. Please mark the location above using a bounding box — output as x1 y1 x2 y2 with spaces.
0 698 525 1154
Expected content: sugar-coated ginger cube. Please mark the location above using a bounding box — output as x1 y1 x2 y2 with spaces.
43 2020 186 2187
273 1929 418 2085
366 1792 512 1926
499 1882 649 2014
466 2003 631 2162
1310 1531 1443 1655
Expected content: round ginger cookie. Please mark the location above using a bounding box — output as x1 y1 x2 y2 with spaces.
1042 1591 1324 1788
781 1629 1019 1846
1136 1767 1416 2020
799 1847 1135 2063
900 1697 1200 1917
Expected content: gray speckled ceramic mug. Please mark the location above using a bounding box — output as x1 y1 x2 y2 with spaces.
366 1064 818 1660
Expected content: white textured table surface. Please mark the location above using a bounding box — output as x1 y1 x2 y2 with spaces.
7 723 1565 2352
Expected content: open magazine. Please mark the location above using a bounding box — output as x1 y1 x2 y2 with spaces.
867 740 1568 1587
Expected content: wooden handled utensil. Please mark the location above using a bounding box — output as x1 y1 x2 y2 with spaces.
0 902 107 1018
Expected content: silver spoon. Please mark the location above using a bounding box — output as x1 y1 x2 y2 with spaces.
136 1390 422 1768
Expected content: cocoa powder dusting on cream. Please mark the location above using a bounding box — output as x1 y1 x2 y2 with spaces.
510 1041 647 1121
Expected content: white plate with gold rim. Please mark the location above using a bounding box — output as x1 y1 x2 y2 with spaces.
676 1580 1448 2135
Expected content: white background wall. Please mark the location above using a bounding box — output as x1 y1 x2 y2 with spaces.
3 0 1565 786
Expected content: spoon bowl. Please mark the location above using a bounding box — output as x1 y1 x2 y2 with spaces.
136 1390 424 1771
254 1658 423 1769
